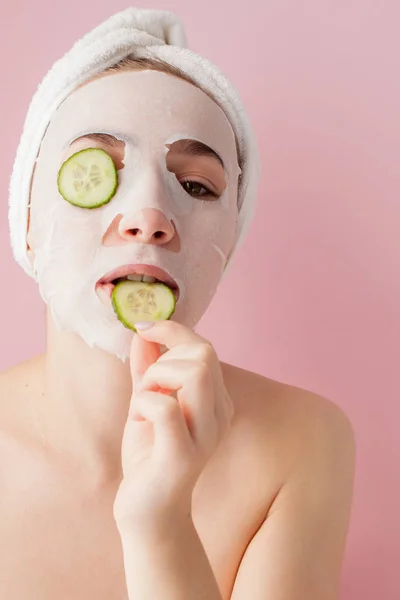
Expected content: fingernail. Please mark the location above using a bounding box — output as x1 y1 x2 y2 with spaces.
134 321 154 330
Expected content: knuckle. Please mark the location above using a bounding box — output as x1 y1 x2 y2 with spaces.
159 398 180 421
139 365 156 385
198 342 215 362
194 361 211 386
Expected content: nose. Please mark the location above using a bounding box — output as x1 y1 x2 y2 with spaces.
118 207 175 245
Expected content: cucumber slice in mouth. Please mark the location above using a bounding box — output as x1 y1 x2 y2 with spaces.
111 280 176 331
58 147 118 208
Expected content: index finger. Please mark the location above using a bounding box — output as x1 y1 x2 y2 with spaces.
134 320 209 350
130 332 161 390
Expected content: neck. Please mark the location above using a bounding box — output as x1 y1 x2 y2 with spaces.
34 310 133 484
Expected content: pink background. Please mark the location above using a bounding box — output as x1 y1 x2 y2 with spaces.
1 1 398 598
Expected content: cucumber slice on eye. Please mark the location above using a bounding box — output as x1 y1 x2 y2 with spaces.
57 147 118 208
111 280 176 331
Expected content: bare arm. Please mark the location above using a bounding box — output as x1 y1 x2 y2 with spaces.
119 393 355 600
230 397 356 599
120 516 222 600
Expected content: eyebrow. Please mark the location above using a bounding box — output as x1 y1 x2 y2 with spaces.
171 139 225 170
69 132 128 148
69 133 225 170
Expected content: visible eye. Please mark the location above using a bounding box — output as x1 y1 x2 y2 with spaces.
180 179 219 200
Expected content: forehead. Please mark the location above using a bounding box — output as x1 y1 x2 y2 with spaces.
44 70 237 166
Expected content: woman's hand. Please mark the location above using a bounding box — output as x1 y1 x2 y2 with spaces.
113 320 235 537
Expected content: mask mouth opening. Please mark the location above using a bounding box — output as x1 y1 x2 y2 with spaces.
96 264 180 302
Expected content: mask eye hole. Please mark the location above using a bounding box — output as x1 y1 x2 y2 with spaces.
66 133 126 170
165 139 226 199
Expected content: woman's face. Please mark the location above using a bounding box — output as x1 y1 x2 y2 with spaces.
27 70 241 361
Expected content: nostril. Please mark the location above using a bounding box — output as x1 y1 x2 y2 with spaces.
128 228 166 240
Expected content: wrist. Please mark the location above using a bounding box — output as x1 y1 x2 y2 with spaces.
117 504 193 544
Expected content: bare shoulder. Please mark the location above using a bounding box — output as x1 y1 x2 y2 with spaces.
220 361 356 488
0 356 44 442
0 356 42 393
221 360 354 431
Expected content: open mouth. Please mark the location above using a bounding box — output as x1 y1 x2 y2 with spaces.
96 264 180 302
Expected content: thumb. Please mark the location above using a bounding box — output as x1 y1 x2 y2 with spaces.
130 331 161 392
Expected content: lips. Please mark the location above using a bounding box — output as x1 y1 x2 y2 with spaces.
96 263 180 302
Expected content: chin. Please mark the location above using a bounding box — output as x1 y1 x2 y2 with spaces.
46 281 216 361
46 287 132 361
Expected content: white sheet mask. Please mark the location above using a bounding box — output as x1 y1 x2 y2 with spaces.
27 70 241 361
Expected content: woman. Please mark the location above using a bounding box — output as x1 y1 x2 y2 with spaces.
0 7 355 599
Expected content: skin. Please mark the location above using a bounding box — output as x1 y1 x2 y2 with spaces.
0 72 356 598
0 327 355 599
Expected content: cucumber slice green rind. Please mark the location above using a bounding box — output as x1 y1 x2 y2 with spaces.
111 281 176 331
58 147 118 208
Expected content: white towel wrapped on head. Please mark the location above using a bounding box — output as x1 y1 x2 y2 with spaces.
8 7 261 279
